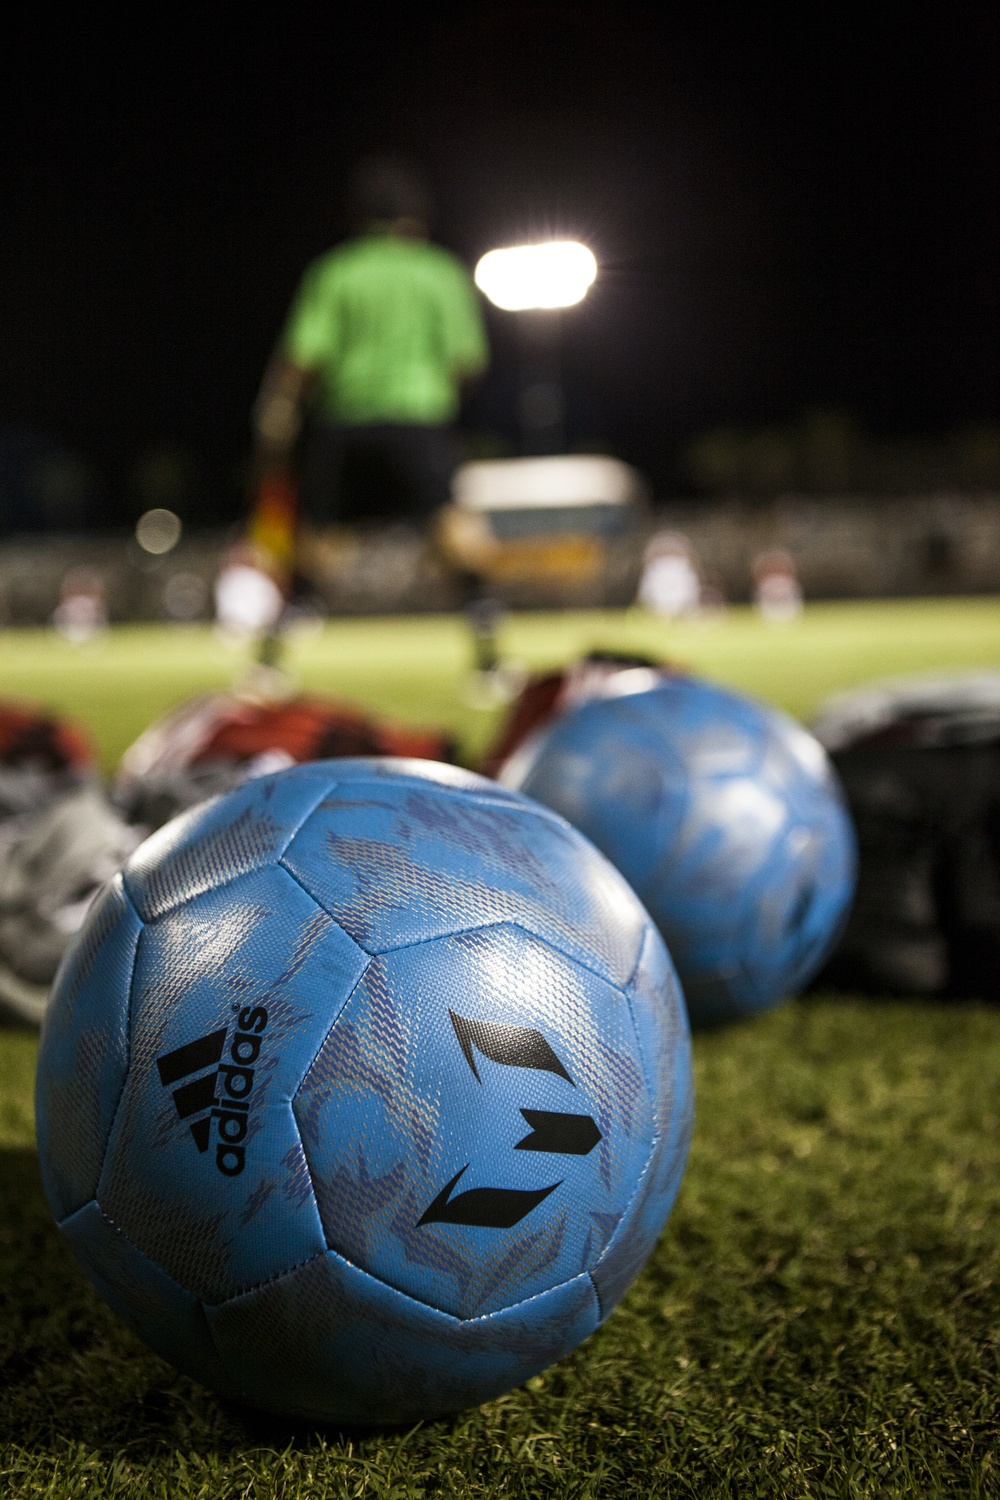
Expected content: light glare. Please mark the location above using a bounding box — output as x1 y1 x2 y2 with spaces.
475 241 597 311
135 508 182 555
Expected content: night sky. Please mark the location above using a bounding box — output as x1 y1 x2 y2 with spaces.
1 3 997 522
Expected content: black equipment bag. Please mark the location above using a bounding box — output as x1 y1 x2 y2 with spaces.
812 672 1000 999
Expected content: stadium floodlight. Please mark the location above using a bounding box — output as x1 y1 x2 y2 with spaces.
474 241 597 312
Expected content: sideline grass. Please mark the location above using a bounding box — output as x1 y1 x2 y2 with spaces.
1 599 998 1495
0 596 995 769
2 1002 998 1497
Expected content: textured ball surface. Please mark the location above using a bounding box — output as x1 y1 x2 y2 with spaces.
503 679 857 1025
35 759 692 1424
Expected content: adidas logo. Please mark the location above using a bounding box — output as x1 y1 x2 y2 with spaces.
156 1006 269 1177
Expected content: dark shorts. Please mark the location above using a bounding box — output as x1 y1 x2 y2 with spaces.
302 422 459 527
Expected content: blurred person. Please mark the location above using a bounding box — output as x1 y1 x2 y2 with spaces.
637 531 701 618
252 157 489 538
752 548 803 623
52 568 108 643
214 541 285 640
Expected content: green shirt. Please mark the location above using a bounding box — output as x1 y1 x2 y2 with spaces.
281 233 489 426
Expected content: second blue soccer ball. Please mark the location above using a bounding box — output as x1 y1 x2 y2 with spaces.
501 676 857 1025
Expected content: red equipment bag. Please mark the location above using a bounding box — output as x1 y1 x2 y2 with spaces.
115 691 456 829
481 652 673 780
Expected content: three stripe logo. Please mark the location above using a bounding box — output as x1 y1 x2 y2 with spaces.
155 1005 270 1176
156 1028 227 1154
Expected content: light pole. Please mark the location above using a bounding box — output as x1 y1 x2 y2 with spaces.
474 241 597 456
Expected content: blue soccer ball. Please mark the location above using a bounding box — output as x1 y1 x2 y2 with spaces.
501 678 857 1026
36 759 692 1424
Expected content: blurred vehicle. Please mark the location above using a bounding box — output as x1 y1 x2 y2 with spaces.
436 454 648 607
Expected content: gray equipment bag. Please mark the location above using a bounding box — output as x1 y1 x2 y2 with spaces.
0 786 140 1024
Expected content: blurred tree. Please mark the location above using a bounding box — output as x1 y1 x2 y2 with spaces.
128 443 201 520
680 410 1000 498
682 426 746 493
800 407 859 492
741 428 797 495
0 427 94 532
954 423 1000 490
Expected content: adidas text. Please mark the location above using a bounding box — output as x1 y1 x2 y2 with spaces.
156 1005 269 1177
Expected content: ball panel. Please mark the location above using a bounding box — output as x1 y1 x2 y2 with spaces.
206 1247 601 1424
622 923 690 1118
59 1200 238 1397
36 874 141 1223
514 678 857 1024
331 756 531 803
281 773 645 984
123 763 338 921
99 864 368 1301
589 925 694 1317
295 924 653 1319
649 702 855 1017
512 705 688 893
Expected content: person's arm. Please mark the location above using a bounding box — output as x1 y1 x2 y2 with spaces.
253 257 336 460
252 355 316 461
440 258 490 389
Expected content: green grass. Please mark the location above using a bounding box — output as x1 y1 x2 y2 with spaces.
0 596 996 770
3 1005 998 1497
1 599 999 1496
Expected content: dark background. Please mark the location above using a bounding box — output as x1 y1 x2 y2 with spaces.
1 3 997 525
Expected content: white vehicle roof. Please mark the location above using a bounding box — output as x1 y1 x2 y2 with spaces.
452 455 646 512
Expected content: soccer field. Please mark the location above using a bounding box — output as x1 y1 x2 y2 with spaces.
1 599 998 1497
0 596 997 769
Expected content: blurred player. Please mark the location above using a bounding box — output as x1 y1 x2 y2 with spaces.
252 157 489 549
637 531 701 618
752 548 803 622
52 568 108 643
214 541 285 642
